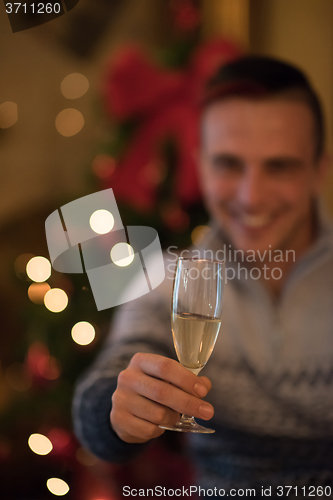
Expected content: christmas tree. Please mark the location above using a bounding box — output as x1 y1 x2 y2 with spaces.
3 2 240 498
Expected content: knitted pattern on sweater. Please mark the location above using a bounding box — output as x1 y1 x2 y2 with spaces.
73 212 333 495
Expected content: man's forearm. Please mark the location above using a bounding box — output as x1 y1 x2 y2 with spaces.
73 375 147 462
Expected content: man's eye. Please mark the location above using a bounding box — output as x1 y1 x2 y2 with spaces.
212 158 242 173
268 163 287 171
267 162 299 174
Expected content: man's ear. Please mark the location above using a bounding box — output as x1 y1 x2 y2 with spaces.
314 151 331 194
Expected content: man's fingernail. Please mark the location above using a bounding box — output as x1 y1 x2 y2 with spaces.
194 383 207 397
199 404 214 419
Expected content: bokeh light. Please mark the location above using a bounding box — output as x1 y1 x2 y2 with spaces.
71 322 95 346
26 256 51 282
92 155 116 180
44 289 68 313
5 363 32 391
89 209 114 234
60 73 89 99
28 433 53 456
46 478 69 496
143 160 167 186
0 101 18 128
75 447 98 466
55 108 84 137
161 203 190 232
110 243 135 267
191 225 211 246
28 283 51 304
42 357 61 380
48 428 71 453
14 253 34 280
0 438 12 461
27 342 61 380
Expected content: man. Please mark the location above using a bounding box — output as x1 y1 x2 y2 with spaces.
73 56 333 496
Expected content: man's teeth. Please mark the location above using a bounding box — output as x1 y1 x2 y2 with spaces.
240 215 271 228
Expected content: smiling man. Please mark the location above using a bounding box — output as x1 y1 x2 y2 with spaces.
199 58 328 296
73 57 333 498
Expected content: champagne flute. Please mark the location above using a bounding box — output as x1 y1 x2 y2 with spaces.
160 257 224 433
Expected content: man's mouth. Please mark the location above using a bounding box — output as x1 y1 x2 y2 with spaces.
238 214 272 228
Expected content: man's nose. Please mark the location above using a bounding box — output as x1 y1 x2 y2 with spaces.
236 168 267 210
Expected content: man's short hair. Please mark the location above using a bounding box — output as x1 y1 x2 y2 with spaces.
203 56 325 159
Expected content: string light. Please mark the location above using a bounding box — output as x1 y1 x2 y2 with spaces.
89 209 114 234
161 203 190 232
14 253 34 280
0 101 18 128
28 283 51 304
28 433 53 455
27 341 59 380
60 73 89 99
191 225 211 246
48 428 70 452
75 447 98 466
46 478 69 496
44 289 68 313
0 438 12 460
55 108 84 137
42 356 61 380
110 243 134 267
71 322 95 346
26 256 51 283
92 155 116 179
5 363 32 391
143 160 167 186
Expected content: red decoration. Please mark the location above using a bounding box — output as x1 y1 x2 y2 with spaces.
169 0 201 33
48 428 72 456
26 342 61 384
102 40 241 212
161 202 190 232
92 155 116 180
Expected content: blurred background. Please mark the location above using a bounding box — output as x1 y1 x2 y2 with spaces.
0 0 332 498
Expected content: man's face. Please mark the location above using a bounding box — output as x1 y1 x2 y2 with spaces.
200 97 327 255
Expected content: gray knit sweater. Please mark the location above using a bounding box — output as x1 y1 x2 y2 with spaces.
73 212 333 496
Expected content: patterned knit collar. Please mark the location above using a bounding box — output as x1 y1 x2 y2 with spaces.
202 198 333 265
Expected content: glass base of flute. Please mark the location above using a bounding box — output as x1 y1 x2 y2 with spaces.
160 416 215 434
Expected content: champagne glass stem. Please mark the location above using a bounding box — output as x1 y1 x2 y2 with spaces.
180 414 196 424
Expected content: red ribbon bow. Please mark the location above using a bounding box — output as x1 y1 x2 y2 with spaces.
102 39 241 212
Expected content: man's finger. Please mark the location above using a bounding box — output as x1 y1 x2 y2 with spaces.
198 376 212 392
127 392 180 426
130 353 209 398
111 410 165 443
133 372 214 421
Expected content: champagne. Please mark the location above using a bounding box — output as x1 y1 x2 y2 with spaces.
172 312 221 374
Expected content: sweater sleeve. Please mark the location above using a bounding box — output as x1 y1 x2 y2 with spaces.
72 277 175 463
72 374 147 462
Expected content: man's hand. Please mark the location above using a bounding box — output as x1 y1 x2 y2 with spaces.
110 353 214 443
